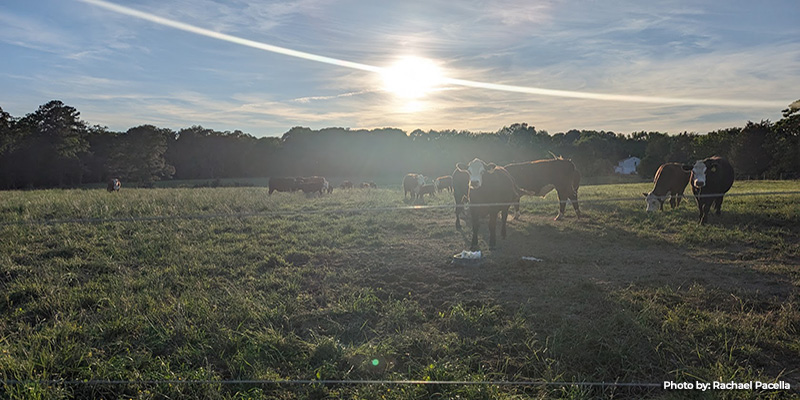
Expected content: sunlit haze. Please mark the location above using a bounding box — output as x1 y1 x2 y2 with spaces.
1 0 798 136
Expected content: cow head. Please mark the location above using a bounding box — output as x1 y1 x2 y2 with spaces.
686 159 717 188
642 191 667 212
466 158 497 189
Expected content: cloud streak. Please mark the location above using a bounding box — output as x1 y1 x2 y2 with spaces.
77 0 786 109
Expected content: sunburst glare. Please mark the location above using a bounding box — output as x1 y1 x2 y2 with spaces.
381 56 444 99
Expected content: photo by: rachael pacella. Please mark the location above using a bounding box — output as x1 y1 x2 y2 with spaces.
663 381 792 391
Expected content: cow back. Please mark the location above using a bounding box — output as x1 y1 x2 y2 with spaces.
652 163 690 196
505 159 578 195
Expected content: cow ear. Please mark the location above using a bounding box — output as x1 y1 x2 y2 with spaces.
456 162 467 170
681 165 693 171
486 163 497 171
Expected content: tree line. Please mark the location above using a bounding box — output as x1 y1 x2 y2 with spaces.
1 100 798 189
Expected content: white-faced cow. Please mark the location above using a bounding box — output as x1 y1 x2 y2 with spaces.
452 164 470 230
643 163 691 212
686 156 734 224
460 158 521 250
107 178 121 192
503 158 581 221
403 173 426 201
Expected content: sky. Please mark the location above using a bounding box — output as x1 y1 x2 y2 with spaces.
1 0 799 137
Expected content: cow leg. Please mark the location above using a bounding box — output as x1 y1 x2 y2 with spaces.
513 203 521 220
555 190 567 221
488 211 498 249
669 195 677 209
714 196 724 216
500 208 508 239
470 208 480 251
570 194 581 218
699 200 711 224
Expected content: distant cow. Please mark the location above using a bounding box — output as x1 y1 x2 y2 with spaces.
269 177 299 195
107 178 121 192
460 158 521 250
504 158 582 221
298 176 328 195
452 164 470 230
435 176 453 192
340 180 354 189
643 163 690 212
417 184 436 201
403 173 426 201
686 156 734 224
360 181 377 189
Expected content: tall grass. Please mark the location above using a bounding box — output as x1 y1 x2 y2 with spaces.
1 181 798 399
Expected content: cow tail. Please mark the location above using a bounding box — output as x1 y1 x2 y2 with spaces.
572 167 581 195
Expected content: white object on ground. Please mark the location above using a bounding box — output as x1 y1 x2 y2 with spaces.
521 256 543 262
454 250 482 259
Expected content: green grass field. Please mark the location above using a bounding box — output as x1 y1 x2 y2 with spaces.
1 181 798 399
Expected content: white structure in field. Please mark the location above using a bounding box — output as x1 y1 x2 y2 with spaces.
614 156 641 175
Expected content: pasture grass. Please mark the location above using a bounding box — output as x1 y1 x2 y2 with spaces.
0 181 798 399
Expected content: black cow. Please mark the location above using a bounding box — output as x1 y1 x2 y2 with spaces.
685 156 734 224
107 178 121 192
461 158 521 250
298 176 328 195
269 177 298 195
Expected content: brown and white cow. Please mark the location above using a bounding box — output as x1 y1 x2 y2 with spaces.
403 173 426 201
460 158 521 250
452 164 470 230
107 178 121 192
360 181 377 189
686 156 734 224
269 177 299 195
435 175 453 192
643 163 690 212
504 158 581 221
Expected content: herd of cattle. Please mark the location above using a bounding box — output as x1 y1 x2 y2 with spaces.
105 155 735 250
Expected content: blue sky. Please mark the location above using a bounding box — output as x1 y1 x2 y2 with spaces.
1 0 798 137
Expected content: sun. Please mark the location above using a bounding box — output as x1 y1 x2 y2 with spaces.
380 56 444 99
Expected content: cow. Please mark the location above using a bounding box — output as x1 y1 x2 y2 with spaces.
452 164 470 230
360 181 377 189
340 180 354 189
686 156 734 224
435 175 453 193
643 163 690 212
504 158 582 221
417 184 436 201
403 173 426 201
107 178 121 192
298 176 328 195
269 177 298 195
460 158 521 250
